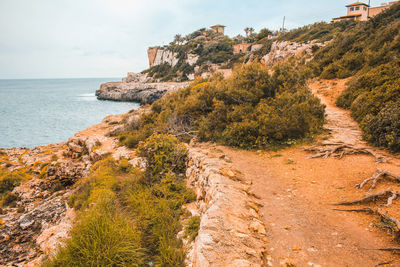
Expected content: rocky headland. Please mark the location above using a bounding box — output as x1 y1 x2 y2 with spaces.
95 72 190 104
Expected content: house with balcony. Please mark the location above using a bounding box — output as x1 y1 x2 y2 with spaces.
332 1 399 22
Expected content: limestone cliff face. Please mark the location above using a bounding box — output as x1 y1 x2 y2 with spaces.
185 144 269 267
96 81 190 104
148 47 179 68
262 40 326 66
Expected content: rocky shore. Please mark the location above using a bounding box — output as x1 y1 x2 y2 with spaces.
0 112 135 266
95 72 190 104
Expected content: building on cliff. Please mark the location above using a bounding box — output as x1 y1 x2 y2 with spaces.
332 1 399 22
233 43 252 54
210 24 226 34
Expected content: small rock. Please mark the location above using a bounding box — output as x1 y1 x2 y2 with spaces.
18 214 35 229
307 247 318 252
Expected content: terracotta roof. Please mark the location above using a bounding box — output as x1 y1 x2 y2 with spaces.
346 2 369 7
211 24 226 28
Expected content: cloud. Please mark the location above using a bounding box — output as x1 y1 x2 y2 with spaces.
0 0 351 79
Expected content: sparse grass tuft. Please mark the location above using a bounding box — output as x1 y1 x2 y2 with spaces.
185 216 201 241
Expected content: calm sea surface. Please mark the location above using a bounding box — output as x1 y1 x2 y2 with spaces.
0 78 139 148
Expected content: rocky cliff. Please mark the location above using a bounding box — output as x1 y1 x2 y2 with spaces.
96 81 190 104
262 40 326 66
148 47 180 68
96 72 190 104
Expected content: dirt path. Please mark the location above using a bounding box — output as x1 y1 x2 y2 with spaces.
308 79 366 146
217 79 400 266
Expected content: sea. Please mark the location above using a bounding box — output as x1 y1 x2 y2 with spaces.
0 78 140 148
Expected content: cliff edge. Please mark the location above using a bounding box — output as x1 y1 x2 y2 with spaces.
96 73 190 104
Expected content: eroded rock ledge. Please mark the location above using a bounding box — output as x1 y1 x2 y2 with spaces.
0 113 133 266
96 73 190 104
185 144 269 267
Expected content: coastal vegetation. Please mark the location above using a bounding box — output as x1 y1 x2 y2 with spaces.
47 134 196 266
124 62 325 150
142 2 400 152
0 168 31 208
308 3 400 152
143 29 236 81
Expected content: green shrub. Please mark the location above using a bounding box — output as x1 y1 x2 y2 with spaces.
137 134 188 182
2 192 19 207
279 21 355 43
118 158 132 173
361 102 400 152
47 205 145 267
124 172 195 265
185 216 201 241
67 158 118 210
132 62 324 150
119 121 154 149
335 62 400 152
0 168 31 200
56 140 195 266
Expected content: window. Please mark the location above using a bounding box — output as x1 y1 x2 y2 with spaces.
364 7 367 11
350 7 354 11
356 6 360 10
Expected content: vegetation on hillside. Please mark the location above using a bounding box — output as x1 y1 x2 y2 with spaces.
279 21 356 43
122 63 325 150
47 134 196 266
309 3 400 152
143 29 238 81
0 168 31 208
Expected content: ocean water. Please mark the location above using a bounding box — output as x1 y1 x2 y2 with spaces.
0 78 139 148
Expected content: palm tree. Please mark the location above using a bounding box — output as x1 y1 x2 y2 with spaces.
244 27 250 38
174 34 184 45
248 27 255 36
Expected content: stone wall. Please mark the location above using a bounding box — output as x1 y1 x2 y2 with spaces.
185 144 269 267
233 43 252 54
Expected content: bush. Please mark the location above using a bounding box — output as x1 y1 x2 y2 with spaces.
361 102 400 152
136 134 188 182
56 139 195 266
47 204 145 267
336 62 400 152
0 168 31 204
124 172 195 265
2 192 19 207
133 63 324 150
118 158 132 173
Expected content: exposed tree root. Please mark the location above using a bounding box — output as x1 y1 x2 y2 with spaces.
334 208 400 241
356 170 400 191
375 261 394 267
304 144 390 163
331 189 399 207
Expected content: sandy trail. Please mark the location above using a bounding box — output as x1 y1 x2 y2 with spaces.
308 79 366 146
218 79 400 266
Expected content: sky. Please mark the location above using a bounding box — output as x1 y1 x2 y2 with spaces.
0 0 381 79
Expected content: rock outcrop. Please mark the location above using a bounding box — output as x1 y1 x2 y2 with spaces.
148 47 179 68
185 144 269 267
122 72 153 83
0 113 134 266
262 40 326 66
96 81 190 104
